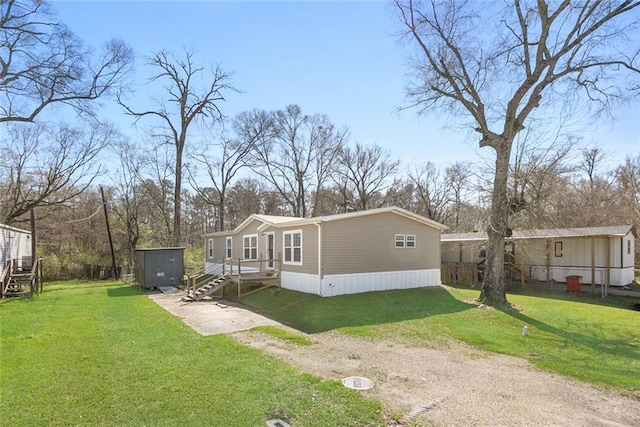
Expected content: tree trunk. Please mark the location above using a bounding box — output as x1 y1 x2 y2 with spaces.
479 141 512 306
218 188 226 232
173 143 183 247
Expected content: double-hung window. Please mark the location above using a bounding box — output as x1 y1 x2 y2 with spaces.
207 238 214 258
395 234 416 248
243 234 258 260
283 230 302 265
226 237 233 259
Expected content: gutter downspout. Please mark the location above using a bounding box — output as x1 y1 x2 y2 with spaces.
314 221 322 296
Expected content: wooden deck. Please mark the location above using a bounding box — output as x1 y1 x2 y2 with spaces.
185 257 281 301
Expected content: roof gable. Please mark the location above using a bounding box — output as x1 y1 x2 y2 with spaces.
258 206 448 231
204 207 448 237
203 213 295 237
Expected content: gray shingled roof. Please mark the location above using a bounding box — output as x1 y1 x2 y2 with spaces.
442 225 636 242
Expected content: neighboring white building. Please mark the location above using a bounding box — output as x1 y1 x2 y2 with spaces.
441 225 637 287
0 223 32 270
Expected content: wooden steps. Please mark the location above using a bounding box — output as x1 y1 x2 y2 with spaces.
3 273 34 298
182 275 232 302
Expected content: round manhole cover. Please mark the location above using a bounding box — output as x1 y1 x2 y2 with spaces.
342 376 374 390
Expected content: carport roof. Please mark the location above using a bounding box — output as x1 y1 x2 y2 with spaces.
441 225 636 242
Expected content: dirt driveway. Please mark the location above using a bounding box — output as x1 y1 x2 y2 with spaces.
149 289 640 426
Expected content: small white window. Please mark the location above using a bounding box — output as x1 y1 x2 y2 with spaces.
283 230 302 265
395 234 405 248
226 237 233 259
406 235 416 248
243 234 258 260
207 238 214 259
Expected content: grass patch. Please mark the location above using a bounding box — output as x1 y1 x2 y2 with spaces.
242 286 640 395
0 281 384 427
251 325 314 346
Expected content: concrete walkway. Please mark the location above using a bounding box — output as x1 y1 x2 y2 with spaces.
148 288 281 335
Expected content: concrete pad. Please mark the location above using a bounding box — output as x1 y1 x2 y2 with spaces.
148 290 281 335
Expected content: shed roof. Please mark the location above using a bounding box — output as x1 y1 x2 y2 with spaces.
441 225 636 242
0 223 30 234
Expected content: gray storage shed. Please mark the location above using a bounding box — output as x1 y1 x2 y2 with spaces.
135 247 184 289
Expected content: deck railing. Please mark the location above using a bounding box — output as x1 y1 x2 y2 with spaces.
186 255 282 299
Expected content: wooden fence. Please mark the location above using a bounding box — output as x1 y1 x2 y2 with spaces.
441 262 480 286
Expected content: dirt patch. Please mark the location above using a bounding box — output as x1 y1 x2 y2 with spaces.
233 328 640 426
148 290 639 426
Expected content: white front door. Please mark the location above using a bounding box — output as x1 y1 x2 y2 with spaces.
266 232 275 269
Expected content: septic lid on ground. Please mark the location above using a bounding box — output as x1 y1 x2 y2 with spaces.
266 419 290 427
342 376 374 390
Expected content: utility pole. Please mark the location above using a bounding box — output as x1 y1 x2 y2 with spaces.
100 186 119 279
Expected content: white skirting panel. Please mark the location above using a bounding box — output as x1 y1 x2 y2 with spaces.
281 271 322 295
320 269 441 297
530 266 634 286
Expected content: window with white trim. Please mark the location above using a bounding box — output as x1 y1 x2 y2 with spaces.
243 234 258 260
395 234 416 248
283 230 302 265
226 237 233 259
207 238 214 259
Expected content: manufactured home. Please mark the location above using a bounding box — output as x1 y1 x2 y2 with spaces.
0 223 32 271
441 225 636 287
203 206 447 297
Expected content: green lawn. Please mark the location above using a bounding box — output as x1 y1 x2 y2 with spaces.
0 281 383 427
3 281 638 427
243 286 640 395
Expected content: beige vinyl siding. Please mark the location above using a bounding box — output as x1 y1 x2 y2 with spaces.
205 219 266 262
322 211 441 275
205 236 228 262
278 223 318 275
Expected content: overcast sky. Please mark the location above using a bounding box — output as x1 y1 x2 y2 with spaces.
53 0 639 171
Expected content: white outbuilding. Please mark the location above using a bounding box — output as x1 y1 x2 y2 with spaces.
441 225 637 289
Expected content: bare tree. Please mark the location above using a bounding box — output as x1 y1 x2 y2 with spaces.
407 161 451 223
445 162 472 231
139 142 175 247
225 178 274 227
0 0 133 123
615 154 640 263
335 142 400 211
108 138 150 268
251 105 348 217
615 154 640 223
395 0 640 306
580 146 607 189
190 109 275 231
507 134 577 228
0 121 117 225
119 49 234 246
